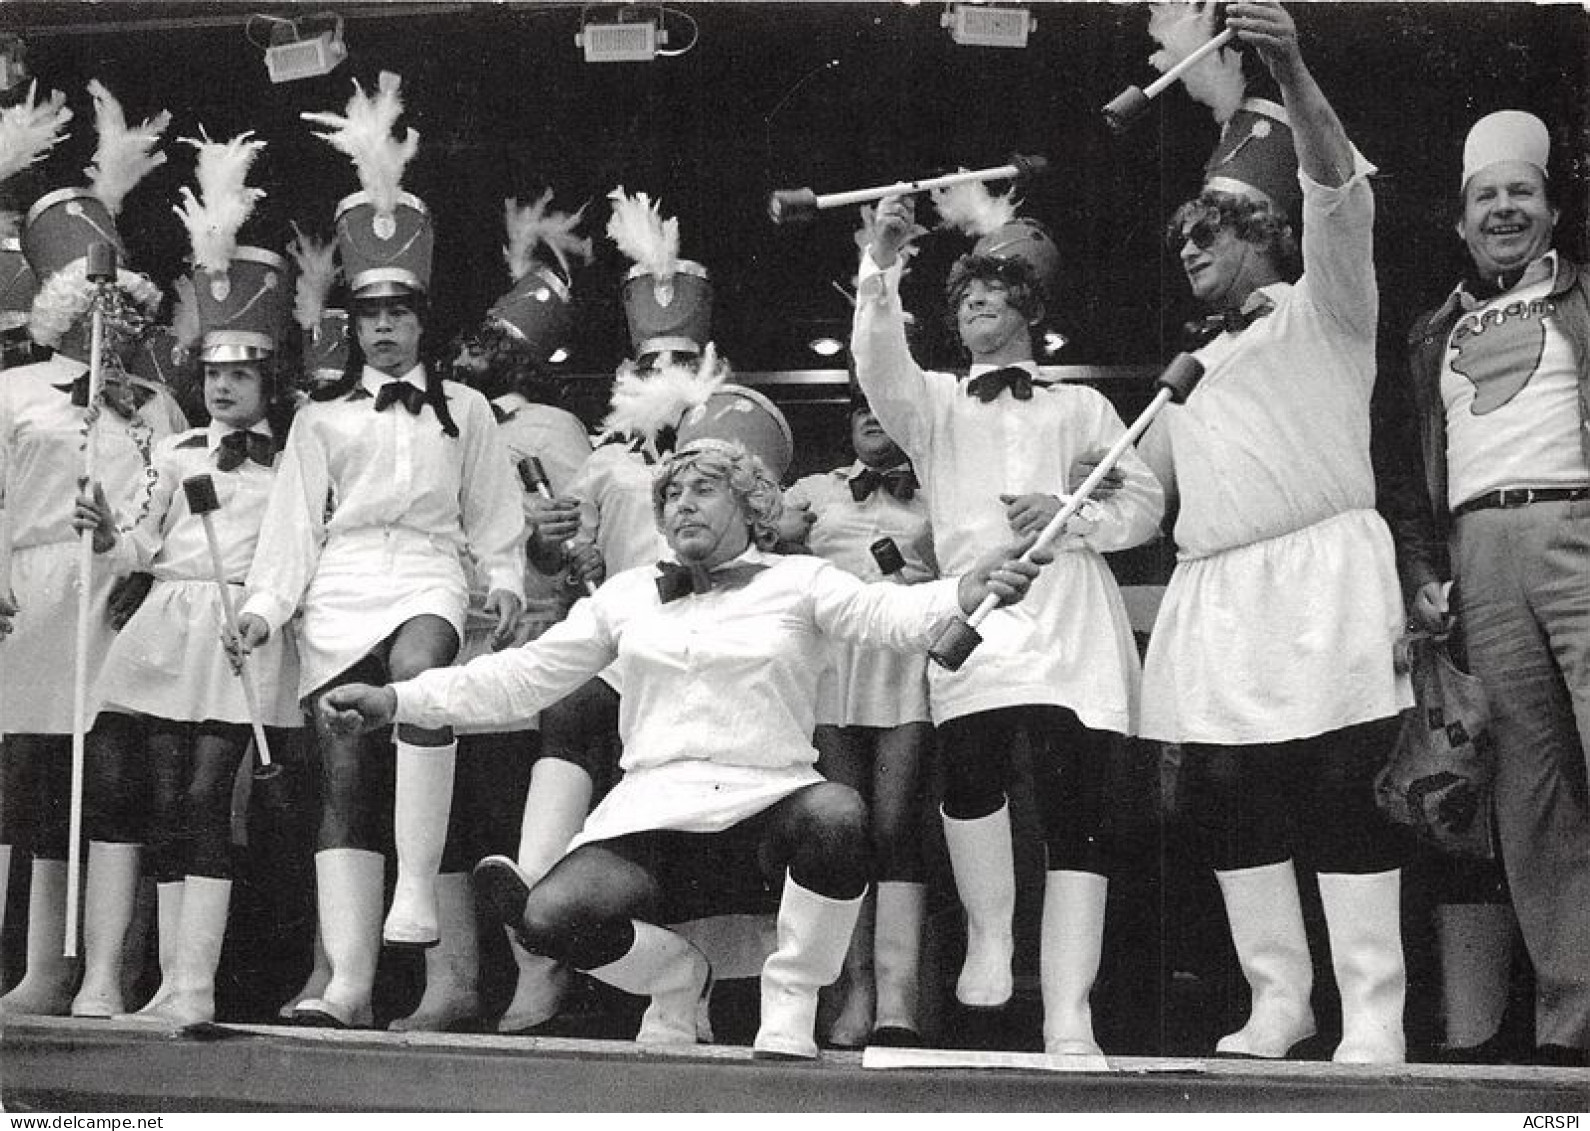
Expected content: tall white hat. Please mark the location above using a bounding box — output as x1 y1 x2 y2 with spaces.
1461 110 1549 188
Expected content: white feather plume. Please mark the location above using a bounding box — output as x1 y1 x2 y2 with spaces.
0 82 72 186
171 274 201 351
1147 2 1245 125
503 189 593 281
288 222 339 331
606 186 678 279
930 176 1019 237
301 71 419 214
171 131 266 274
84 79 170 216
600 344 727 442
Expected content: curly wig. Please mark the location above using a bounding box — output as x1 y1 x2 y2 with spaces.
1167 189 1301 280
652 438 784 552
942 252 1047 353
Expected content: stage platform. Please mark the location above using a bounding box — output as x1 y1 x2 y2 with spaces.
2 1017 1586 1113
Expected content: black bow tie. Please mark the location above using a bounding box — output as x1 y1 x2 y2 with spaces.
655 560 769 604
1183 297 1275 349
965 366 1034 403
216 430 274 472
53 374 150 419
491 401 517 425
850 465 918 502
374 380 426 415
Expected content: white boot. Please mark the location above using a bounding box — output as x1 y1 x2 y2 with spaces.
141 876 232 1026
1434 902 1514 1052
500 939 571 1034
279 917 331 1020
1040 870 1108 1059
0 859 75 1017
294 848 383 1028
825 890 874 1048
754 874 865 1060
389 871 481 1032
941 804 1016 1008
586 920 713 1046
1214 861 1317 1058
71 841 142 1017
1320 870 1407 1064
871 881 925 1043
123 880 184 1020
384 739 456 947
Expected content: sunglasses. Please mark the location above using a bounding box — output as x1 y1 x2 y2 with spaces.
1165 212 1226 254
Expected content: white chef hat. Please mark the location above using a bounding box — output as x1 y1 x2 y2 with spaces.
1461 110 1550 189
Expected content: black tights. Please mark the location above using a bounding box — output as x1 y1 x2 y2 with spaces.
937 705 1117 876
144 720 275 881
1 714 149 856
518 781 869 970
1185 717 1408 874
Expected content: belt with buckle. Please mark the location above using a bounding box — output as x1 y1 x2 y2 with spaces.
1453 486 1590 517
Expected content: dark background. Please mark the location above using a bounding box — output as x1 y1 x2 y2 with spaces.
5 1 1588 478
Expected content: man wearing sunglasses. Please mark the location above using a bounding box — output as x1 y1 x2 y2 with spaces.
1136 1 1413 1064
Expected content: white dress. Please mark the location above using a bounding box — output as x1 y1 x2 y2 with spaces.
786 462 937 728
0 356 184 733
241 366 525 697
94 422 301 727
1136 152 1413 745
392 548 962 848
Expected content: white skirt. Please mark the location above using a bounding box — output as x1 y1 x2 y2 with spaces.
0 541 121 734
567 761 823 851
97 578 302 728
296 527 467 697
1140 508 1413 745
815 641 931 728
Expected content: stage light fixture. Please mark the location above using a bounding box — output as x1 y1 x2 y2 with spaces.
1043 329 1068 356
577 9 665 62
547 347 570 365
256 12 347 84
808 336 844 358
941 3 1034 48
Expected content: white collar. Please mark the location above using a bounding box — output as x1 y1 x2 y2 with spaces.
205 418 272 453
360 364 426 396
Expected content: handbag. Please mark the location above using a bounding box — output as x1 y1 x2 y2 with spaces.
1374 630 1496 859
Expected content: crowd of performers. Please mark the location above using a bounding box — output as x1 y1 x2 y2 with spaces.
0 1 1586 1070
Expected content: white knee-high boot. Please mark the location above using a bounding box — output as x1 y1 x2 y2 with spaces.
1040 870 1108 1058
384 738 456 947
0 859 75 1017
825 890 875 1048
754 874 865 1060
71 841 142 1017
871 881 925 1043
585 920 713 1046
389 871 481 1032
141 876 232 1026
1214 861 1318 1057
279 915 331 1020
294 848 383 1028
1319 869 1407 1064
1434 902 1514 1051
940 803 1016 1008
124 880 184 1019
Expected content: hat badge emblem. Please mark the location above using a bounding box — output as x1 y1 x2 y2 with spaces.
374 212 397 240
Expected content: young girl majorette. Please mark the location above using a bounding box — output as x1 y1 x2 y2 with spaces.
0 81 181 1019
784 388 937 1047
74 132 301 1027
235 74 524 1028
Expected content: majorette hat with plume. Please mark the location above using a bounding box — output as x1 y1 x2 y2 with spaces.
931 175 1061 302
607 186 711 364
303 71 431 300
486 189 593 364
288 222 348 385
0 81 70 335
173 131 289 363
1147 1 1300 218
599 342 727 456
676 381 796 483
23 80 167 348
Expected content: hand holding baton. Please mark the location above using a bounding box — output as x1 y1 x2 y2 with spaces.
1102 27 1235 134
66 241 119 956
518 456 597 596
928 352 1205 671
769 154 1049 225
183 474 282 786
